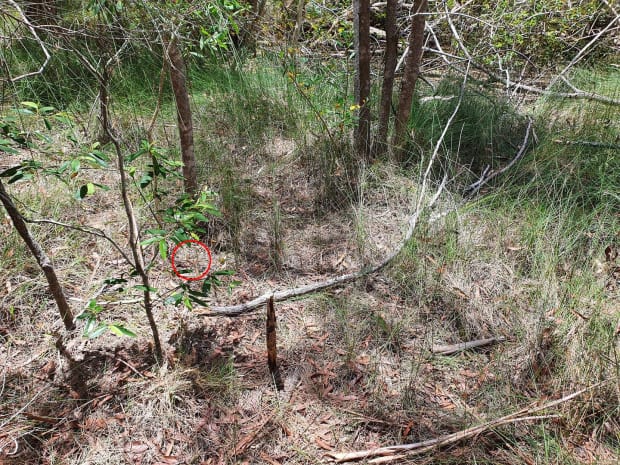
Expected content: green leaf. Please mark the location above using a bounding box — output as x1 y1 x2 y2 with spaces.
70 158 81 173
0 166 20 177
158 240 168 260
125 148 147 164
9 172 31 184
145 229 167 236
75 183 95 199
88 324 108 339
93 182 110 191
43 118 52 130
165 292 184 305
21 101 39 110
134 284 157 292
213 269 235 276
0 140 18 154
108 324 137 337
104 277 127 285
188 294 209 306
140 236 163 246
139 173 153 188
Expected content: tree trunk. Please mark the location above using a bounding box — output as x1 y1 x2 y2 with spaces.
98 64 111 144
0 179 75 330
353 0 371 160
291 0 306 44
392 0 427 162
167 38 198 196
375 0 399 157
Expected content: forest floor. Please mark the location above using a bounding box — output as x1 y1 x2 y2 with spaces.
1 63 619 465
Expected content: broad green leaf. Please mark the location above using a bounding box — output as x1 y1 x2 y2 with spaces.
139 173 153 188
108 324 137 337
0 166 20 177
214 270 235 276
88 324 108 339
158 240 168 260
134 284 157 292
75 183 95 199
165 292 184 305
21 101 39 110
70 159 80 173
9 172 32 184
140 236 163 246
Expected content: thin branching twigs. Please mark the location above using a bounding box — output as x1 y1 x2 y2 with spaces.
198 68 469 317
4 0 51 83
22 217 135 267
432 1 620 106
326 382 608 463
464 116 534 196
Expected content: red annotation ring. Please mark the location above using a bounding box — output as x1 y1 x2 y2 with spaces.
170 239 212 281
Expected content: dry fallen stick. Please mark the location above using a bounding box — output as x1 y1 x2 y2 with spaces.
326 382 606 463
431 336 506 355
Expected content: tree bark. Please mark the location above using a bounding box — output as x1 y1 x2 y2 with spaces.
167 38 198 196
392 0 427 162
375 0 399 157
98 64 111 144
0 179 75 330
353 0 371 160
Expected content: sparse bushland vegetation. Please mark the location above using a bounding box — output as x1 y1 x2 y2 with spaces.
1 1 619 464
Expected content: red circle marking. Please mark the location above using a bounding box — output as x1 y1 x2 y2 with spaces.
170 239 212 281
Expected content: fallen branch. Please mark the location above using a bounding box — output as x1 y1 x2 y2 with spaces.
464 117 533 196
326 382 606 463
432 336 506 355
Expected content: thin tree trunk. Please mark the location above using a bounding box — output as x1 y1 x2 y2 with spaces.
392 0 427 162
375 0 399 157
353 0 371 160
100 84 163 362
98 64 111 144
291 0 306 44
0 179 75 330
107 129 164 363
167 38 198 196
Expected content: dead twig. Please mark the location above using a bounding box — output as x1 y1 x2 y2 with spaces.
4 0 51 83
326 382 607 463
432 336 506 355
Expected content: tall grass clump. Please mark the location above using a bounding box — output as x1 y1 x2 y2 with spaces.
479 66 620 441
407 77 531 177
